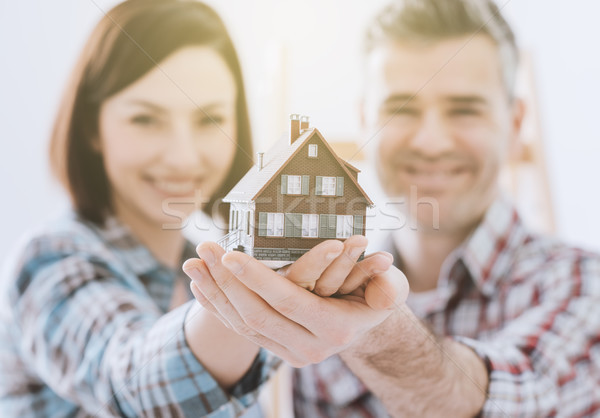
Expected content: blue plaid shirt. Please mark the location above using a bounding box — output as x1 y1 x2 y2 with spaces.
0 212 279 417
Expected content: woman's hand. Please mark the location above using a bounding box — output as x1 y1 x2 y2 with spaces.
183 241 409 367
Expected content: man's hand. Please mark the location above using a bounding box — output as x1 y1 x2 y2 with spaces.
183 240 409 368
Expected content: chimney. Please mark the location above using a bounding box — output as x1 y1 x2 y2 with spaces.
290 113 300 144
300 115 309 131
257 152 264 171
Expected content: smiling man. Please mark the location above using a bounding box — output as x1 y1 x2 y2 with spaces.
186 0 600 416
291 0 600 416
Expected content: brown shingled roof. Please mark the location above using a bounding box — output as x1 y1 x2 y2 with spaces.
223 128 373 206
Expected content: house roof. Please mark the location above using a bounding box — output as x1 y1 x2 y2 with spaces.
224 128 373 206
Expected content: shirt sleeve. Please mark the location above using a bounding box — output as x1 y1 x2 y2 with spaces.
453 254 600 417
11 250 280 417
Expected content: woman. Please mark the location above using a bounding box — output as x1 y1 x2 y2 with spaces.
0 1 275 416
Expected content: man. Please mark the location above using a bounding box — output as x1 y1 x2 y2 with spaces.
186 0 600 416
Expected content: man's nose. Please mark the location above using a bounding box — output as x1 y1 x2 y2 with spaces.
409 110 454 156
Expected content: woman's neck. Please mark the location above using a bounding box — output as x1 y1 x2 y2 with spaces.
115 209 186 270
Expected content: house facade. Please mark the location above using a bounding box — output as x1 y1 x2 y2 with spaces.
222 115 373 266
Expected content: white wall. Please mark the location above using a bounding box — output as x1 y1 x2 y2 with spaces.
1 0 599 262
503 0 600 252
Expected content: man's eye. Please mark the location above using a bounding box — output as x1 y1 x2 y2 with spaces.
449 108 480 116
130 115 159 126
382 106 419 117
197 115 225 127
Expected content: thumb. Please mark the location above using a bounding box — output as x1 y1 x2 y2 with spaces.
364 266 409 311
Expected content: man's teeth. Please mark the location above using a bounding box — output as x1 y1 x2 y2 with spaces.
155 180 196 194
406 168 464 176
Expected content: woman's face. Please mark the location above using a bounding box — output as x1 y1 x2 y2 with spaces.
97 46 238 229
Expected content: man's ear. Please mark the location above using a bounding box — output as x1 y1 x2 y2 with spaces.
508 98 526 163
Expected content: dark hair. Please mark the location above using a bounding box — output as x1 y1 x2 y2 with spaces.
49 0 253 224
365 0 519 98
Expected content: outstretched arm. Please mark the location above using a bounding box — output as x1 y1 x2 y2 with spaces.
339 307 488 417
185 239 486 417
183 240 409 368
8 249 274 417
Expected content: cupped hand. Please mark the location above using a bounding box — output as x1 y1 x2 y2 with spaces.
183 241 409 367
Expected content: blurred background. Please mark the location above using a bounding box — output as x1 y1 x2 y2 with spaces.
1 0 599 261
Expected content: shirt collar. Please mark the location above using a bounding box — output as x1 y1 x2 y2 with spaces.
89 214 196 278
459 195 531 297
385 195 530 300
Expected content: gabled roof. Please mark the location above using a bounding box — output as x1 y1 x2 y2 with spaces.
224 128 373 206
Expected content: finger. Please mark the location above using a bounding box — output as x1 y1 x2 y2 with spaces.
195 242 240 295
188 281 231 328
188 277 307 366
314 235 368 296
364 266 410 311
338 252 394 294
195 243 319 347
223 251 400 352
184 258 311 364
184 259 239 329
278 240 343 290
221 250 326 327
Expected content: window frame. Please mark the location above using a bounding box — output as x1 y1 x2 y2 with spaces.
321 176 337 196
301 214 319 238
266 212 284 237
287 175 302 195
336 215 354 239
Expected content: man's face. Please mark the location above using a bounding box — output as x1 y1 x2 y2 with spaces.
362 35 522 234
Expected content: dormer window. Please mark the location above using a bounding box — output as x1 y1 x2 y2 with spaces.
308 144 318 158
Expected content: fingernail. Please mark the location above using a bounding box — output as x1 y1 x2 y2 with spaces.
184 267 203 282
199 248 216 267
382 252 394 262
221 255 241 272
350 248 364 259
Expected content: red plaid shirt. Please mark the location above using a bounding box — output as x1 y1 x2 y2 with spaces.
293 197 600 417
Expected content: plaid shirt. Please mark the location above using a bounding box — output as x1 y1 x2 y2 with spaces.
0 212 279 417
293 197 600 417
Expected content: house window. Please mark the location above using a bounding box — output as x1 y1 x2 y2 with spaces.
284 213 302 237
308 144 318 158
302 214 319 238
319 214 337 238
287 175 302 194
321 177 336 196
281 175 309 195
336 215 354 239
316 176 344 196
266 212 284 237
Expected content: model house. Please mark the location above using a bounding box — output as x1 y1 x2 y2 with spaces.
220 114 373 267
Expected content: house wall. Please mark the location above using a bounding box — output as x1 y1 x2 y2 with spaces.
253 134 368 254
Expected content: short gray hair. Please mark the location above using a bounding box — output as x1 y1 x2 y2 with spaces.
365 0 519 98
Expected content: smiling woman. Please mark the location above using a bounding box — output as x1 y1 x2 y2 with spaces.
96 46 238 240
0 0 281 416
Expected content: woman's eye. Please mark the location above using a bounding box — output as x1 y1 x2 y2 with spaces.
130 115 159 126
